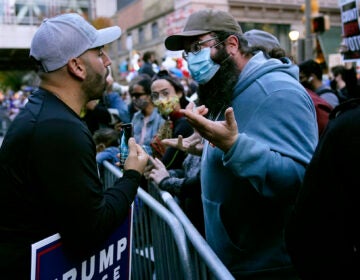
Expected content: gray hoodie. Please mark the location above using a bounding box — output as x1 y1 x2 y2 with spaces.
201 52 318 278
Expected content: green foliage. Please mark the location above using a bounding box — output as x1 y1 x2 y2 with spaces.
0 71 38 91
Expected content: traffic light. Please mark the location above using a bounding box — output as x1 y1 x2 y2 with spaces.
311 14 330 33
312 15 325 33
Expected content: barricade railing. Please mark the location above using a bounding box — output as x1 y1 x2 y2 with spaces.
103 161 193 279
103 161 234 280
148 182 235 280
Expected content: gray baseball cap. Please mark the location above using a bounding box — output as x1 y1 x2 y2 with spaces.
165 9 242 51
243 29 280 51
30 13 121 72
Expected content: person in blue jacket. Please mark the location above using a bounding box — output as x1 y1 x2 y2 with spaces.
93 127 120 180
104 73 131 124
164 9 318 279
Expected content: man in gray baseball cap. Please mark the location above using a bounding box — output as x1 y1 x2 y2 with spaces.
0 13 149 278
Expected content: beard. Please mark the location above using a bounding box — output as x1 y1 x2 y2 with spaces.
197 47 240 119
82 65 108 100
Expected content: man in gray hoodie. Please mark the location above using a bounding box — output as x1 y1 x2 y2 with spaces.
164 9 318 279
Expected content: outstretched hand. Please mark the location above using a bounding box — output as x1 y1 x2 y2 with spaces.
185 102 209 116
161 132 203 156
124 138 149 174
180 107 238 152
147 156 170 185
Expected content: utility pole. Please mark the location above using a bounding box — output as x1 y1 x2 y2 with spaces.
305 0 313 60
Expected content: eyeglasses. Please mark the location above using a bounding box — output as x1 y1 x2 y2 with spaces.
183 37 222 60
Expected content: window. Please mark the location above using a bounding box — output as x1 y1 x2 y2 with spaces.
117 39 122 54
117 0 135 9
151 22 159 39
138 27 144 44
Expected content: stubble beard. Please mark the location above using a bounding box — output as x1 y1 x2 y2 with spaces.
82 66 108 101
197 48 240 119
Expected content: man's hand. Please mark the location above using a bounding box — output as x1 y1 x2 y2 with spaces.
185 102 209 116
180 107 238 152
113 121 124 132
161 132 203 156
124 138 149 174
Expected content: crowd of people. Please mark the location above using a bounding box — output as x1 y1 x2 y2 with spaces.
0 87 31 135
1 9 360 279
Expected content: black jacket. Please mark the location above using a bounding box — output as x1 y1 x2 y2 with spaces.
285 98 360 279
0 88 141 278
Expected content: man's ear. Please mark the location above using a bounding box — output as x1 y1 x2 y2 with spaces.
67 57 86 80
226 35 239 56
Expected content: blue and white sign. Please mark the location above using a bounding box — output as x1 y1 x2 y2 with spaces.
31 208 133 280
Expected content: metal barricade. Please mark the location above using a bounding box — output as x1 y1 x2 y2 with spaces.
103 161 234 280
148 182 235 280
103 161 193 279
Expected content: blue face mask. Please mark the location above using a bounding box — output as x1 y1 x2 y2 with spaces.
187 47 220 84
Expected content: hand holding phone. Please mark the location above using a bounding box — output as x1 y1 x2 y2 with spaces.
124 138 149 174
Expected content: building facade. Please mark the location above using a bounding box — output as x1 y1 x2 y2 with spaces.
0 0 117 70
0 0 343 74
115 0 342 78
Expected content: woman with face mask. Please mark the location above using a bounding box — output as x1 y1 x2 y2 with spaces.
150 70 194 170
129 74 165 155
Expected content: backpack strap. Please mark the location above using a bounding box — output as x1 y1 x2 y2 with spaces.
317 88 336 96
317 87 348 103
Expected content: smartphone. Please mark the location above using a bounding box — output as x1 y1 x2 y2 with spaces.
121 123 133 145
119 123 133 167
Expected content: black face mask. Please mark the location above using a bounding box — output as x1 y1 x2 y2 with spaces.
300 81 312 90
330 79 337 91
